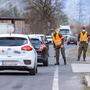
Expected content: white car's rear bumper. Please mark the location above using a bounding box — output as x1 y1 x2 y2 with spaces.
0 66 34 71
0 57 36 69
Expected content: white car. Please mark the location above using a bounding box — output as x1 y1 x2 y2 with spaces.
0 34 37 75
46 35 52 43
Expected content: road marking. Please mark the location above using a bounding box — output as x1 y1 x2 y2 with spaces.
71 64 90 73
52 66 59 90
85 75 90 87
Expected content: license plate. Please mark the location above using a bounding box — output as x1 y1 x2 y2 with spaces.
2 61 18 66
70 42 74 43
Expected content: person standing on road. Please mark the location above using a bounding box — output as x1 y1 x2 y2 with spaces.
52 30 66 65
77 26 88 61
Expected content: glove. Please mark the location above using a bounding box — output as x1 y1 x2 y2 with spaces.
61 45 64 48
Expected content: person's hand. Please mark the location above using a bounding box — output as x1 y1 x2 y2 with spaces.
77 42 81 47
61 45 64 48
77 41 80 45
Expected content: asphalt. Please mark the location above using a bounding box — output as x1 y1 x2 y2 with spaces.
0 44 89 90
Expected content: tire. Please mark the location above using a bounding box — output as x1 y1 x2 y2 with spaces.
43 53 48 66
75 42 77 45
43 51 48 66
36 67 38 73
29 66 37 75
43 59 48 66
67 43 69 45
43 56 48 66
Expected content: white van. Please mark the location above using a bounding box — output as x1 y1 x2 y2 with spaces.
58 25 72 40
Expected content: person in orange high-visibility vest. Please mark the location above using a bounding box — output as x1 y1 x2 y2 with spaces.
77 26 89 61
52 31 66 65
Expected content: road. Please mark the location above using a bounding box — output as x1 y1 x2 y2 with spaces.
0 44 89 90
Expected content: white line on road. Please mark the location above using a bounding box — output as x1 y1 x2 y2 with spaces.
52 66 59 90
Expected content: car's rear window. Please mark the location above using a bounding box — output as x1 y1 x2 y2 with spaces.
30 38 41 49
0 37 28 46
47 36 52 39
60 29 70 35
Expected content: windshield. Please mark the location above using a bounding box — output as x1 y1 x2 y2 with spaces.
30 38 41 49
0 37 28 46
60 29 70 35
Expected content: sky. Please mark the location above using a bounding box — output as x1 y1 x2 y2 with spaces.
0 0 27 15
0 0 90 25
64 0 90 25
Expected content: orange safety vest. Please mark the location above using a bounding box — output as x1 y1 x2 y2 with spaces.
52 33 63 46
80 31 88 42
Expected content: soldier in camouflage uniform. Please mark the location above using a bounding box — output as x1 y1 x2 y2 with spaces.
77 26 88 61
52 31 66 65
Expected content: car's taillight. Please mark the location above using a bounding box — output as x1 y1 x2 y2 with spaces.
21 45 32 51
39 44 46 51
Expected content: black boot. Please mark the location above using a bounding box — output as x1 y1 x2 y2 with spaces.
64 60 67 65
83 58 86 61
64 62 66 65
63 58 67 65
77 59 80 61
55 62 59 65
77 57 80 61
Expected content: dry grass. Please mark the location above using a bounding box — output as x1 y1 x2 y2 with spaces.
66 45 90 63
87 46 90 56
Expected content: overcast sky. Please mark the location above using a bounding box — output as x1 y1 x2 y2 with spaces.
0 0 90 25
0 0 27 15
64 0 90 25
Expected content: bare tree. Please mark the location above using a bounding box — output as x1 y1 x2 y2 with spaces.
25 0 68 34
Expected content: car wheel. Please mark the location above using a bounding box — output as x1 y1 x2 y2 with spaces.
43 55 48 66
29 66 37 75
75 43 77 45
42 51 48 66
43 60 48 66
36 67 38 73
67 43 69 45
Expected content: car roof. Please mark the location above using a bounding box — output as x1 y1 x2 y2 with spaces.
33 34 45 36
28 34 42 41
46 35 52 37
0 34 28 39
29 34 45 37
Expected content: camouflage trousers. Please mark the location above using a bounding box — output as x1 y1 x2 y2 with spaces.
55 47 66 65
78 41 88 60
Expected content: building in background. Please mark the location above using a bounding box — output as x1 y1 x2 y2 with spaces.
0 17 25 34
